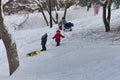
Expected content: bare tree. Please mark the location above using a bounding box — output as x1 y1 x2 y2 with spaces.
34 0 49 26
0 0 19 76
63 0 69 18
102 0 112 32
41 0 58 24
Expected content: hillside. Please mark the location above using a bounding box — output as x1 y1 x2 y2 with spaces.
0 6 120 80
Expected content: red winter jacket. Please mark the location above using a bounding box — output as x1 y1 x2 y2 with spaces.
53 31 64 42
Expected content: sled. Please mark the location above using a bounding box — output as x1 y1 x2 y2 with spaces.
64 22 73 32
26 50 40 57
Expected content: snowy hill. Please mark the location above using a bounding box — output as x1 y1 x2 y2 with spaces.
0 6 120 80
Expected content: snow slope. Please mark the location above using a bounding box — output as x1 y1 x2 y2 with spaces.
0 6 120 80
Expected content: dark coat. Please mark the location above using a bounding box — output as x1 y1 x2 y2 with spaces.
53 30 64 42
64 22 73 29
41 33 48 45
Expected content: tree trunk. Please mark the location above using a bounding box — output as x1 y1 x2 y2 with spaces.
41 0 57 24
63 0 69 18
107 0 111 24
49 0 53 28
103 0 111 32
0 1 19 76
55 0 60 10
37 3 49 26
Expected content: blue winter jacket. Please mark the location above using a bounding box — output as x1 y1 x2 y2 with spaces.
41 33 48 45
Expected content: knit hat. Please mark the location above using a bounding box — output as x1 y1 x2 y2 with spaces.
56 30 60 33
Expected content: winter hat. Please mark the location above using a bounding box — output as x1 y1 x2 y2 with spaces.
56 30 60 33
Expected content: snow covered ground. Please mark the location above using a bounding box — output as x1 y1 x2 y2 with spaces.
0 6 120 80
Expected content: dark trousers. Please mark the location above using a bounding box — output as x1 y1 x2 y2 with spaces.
41 44 46 51
59 26 62 30
56 42 60 46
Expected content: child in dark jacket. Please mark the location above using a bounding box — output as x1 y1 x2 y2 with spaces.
41 33 48 51
52 30 64 46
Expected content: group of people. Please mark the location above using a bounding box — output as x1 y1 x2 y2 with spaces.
40 17 74 51
40 30 64 51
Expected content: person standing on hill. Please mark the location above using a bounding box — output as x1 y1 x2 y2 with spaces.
52 30 64 46
94 3 100 16
58 17 67 30
41 33 48 51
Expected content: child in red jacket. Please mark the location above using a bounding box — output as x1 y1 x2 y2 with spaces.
52 30 64 46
